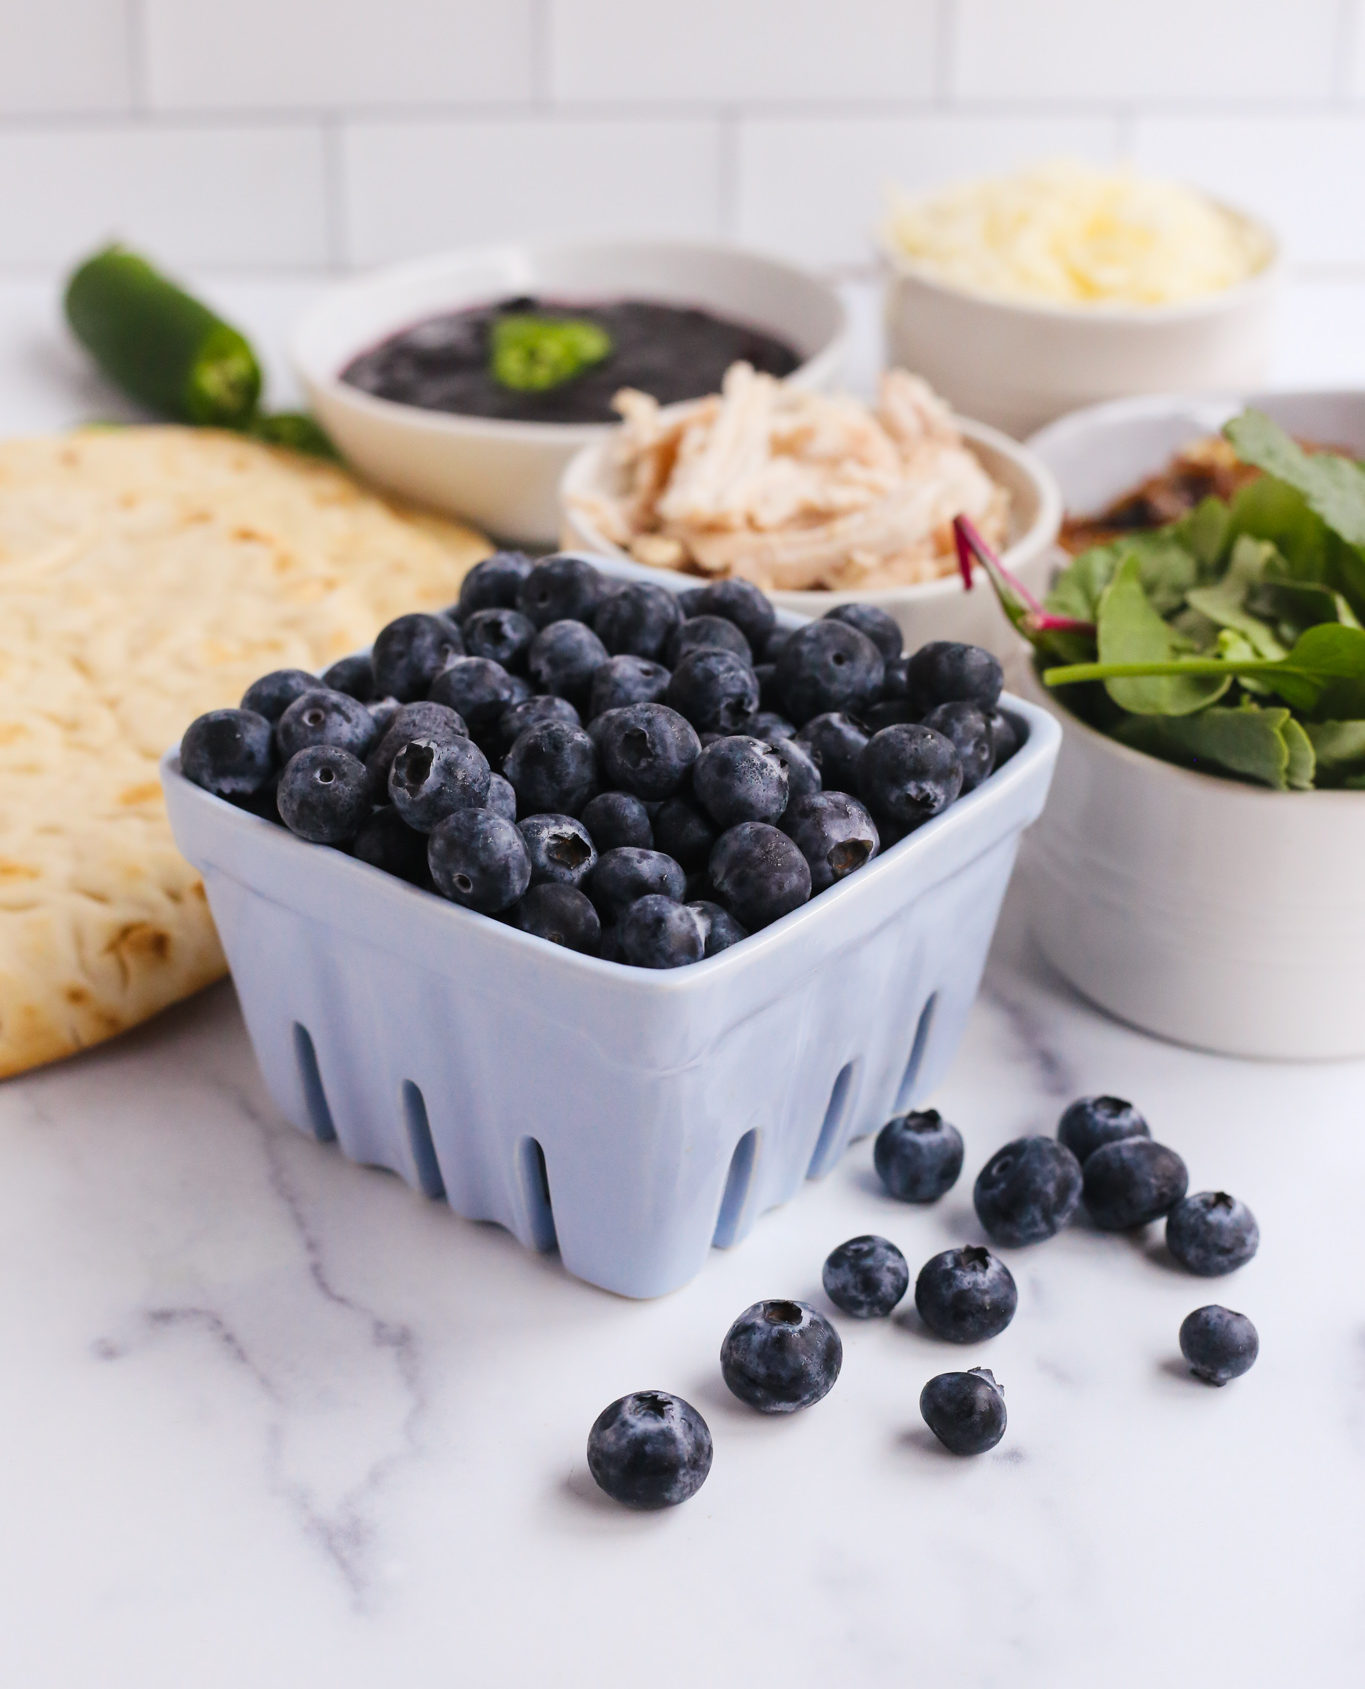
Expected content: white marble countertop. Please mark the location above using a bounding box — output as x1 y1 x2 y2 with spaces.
2 276 1364 1688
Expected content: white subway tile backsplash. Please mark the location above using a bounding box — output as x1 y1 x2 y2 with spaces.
549 0 937 102
342 118 722 265
1132 115 1365 266
0 0 130 114
0 126 329 269
736 114 1120 266
142 0 534 110
953 0 1338 102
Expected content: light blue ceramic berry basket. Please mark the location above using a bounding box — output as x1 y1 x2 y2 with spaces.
161 556 1059 1298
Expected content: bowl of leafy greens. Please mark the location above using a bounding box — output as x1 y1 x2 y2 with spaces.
962 394 1365 1059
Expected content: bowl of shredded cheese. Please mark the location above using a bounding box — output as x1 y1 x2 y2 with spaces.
881 160 1280 438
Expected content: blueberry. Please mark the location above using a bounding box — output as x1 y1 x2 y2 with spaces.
1056 1095 1150 1164
388 735 491 831
665 648 759 736
526 618 608 705
987 709 1020 769
485 771 518 821
367 700 468 789
457 549 534 616
516 554 604 628
181 708 275 797
920 702 994 793
592 580 683 660
651 796 718 872
619 895 706 968
761 626 793 664
428 809 531 912
776 620 884 723
709 822 811 930
586 1390 713 1510
321 653 376 702
595 702 701 801
1166 1191 1260 1277
372 611 464 701
580 790 653 851
1082 1138 1188 1231
367 696 402 737
518 813 597 888
914 1246 1018 1342
858 724 964 829
687 899 748 956
779 790 879 893
277 688 380 762
794 713 869 794
502 719 598 816
754 662 784 712
240 668 316 721
919 1368 1007 1455
692 735 790 828
860 699 919 733
678 578 776 652
873 1109 964 1203
766 736 823 800
973 1136 1082 1246
429 657 529 747
748 710 797 743
666 614 753 668
880 654 913 703
585 847 686 922
461 606 537 673
509 882 601 954
496 694 581 759
588 654 671 718
1179 1305 1259 1385
349 805 428 883
906 641 1003 715
822 603 903 662
822 1235 909 1318
277 746 372 844
720 1299 842 1413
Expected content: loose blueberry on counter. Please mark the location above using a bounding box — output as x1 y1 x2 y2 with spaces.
666 614 753 668
1179 1306 1259 1386
277 745 372 844
588 653 671 718
371 611 464 701
677 577 776 652
822 1235 910 1318
240 668 316 723
873 1108 964 1204
1056 1095 1150 1164
1166 1191 1260 1276
276 688 380 761
518 813 597 888
665 647 760 736
456 549 534 617
586 1390 714 1510
594 702 701 801
429 656 530 746
986 709 1020 770
914 1246 1018 1343
720 1299 843 1413
651 796 719 872
1082 1137 1189 1231
586 847 687 923
687 899 748 956
858 723 964 831
388 735 491 831
495 694 580 759
709 821 811 930
321 652 376 702
516 553 604 628
460 606 536 673
920 1368 1007 1455
580 789 653 851
619 894 706 968
484 771 518 821
693 735 790 829
526 618 609 706
181 707 276 797
794 712 870 794
592 579 683 661
822 602 903 663
767 736 823 801
428 808 532 912
920 702 994 793
350 805 428 883
973 1136 1082 1247
502 719 599 816
367 700 469 789
508 882 601 954
905 640 1003 716
775 619 885 722
780 790 879 893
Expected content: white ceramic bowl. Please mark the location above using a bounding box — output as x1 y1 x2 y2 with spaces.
881 206 1281 439
1020 389 1365 1059
559 409 1061 662
290 240 849 547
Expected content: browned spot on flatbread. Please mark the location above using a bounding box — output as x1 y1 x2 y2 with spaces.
0 860 40 880
118 782 163 807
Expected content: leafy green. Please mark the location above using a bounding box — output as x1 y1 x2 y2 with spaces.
1304 719 1365 785
1225 410 1365 547
1115 705 1312 791
1094 555 1230 716
1183 536 1287 659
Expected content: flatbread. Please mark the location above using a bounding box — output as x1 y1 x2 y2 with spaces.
0 426 490 1077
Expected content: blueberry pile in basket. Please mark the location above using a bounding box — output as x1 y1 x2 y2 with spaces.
179 552 1018 968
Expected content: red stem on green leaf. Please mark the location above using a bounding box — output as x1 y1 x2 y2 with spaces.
951 514 1097 637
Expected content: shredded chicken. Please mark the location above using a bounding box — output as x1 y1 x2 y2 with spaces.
570 363 1010 592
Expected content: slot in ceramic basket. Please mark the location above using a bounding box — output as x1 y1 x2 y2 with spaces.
161 557 1059 1296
